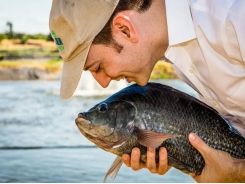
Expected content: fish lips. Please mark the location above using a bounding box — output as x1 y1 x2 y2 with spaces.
75 113 128 150
75 113 94 134
76 112 116 138
75 113 87 125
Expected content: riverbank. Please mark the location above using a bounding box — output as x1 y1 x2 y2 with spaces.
0 39 61 80
0 39 177 80
0 59 61 80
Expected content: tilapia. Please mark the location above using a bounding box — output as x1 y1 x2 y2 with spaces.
75 82 245 182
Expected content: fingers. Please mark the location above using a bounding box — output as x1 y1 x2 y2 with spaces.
130 147 143 170
157 147 170 175
146 147 170 175
122 147 170 175
146 147 157 173
122 153 131 167
188 133 211 158
122 147 143 171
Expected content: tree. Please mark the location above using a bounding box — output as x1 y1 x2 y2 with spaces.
6 21 14 39
20 34 29 44
46 33 54 41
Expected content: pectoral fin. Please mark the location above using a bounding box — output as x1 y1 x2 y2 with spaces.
134 128 180 148
103 156 123 183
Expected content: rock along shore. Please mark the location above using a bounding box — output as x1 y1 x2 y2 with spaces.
0 67 60 80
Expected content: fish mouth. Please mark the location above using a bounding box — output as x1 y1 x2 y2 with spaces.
75 113 87 125
76 113 115 139
75 113 94 135
75 113 127 150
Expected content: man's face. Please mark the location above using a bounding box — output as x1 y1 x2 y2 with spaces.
84 43 155 88
83 0 169 88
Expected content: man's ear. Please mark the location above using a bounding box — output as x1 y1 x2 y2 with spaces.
112 13 138 43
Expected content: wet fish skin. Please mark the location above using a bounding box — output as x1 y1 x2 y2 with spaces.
76 82 245 182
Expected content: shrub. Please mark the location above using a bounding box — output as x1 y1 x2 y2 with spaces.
0 34 7 43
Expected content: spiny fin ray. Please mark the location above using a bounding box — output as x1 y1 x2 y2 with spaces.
103 156 123 183
134 128 180 148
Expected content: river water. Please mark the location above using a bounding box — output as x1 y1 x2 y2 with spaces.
0 78 197 183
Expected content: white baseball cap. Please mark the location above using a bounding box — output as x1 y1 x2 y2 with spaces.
49 0 119 99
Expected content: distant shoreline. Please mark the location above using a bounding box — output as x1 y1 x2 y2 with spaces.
0 67 60 81
0 39 177 80
0 39 61 80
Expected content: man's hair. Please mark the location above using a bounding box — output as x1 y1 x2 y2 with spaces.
92 0 153 52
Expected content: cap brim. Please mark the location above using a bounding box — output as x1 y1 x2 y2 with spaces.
60 44 91 99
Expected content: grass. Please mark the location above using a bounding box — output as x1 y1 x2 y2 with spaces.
150 60 177 79
0 59 177 79
0 39 177 79
0 59 62 73
0 39 62 73
0 39 56 50
0 39 59 60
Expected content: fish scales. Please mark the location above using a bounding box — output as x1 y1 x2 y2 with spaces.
76 82 245 182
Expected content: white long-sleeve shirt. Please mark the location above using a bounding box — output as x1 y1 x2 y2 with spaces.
164 0 245 135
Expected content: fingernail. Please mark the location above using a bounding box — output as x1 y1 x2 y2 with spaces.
132 149 137 156
122 157 126 162
189 133 196 141
160 148 165 155
148 147 154 152
122 155 126 160
151 170 157 174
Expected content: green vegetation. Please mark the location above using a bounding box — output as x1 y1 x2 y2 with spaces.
0 47 59 60
0 21 58 64
45 58 63 73
2 21 53 44
0 21 60 74
0 59 62 73
0 34 7 43
0 21 177 79
6 22 14 39
150 60 177 79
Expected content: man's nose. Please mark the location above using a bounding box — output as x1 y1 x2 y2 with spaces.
91 72 111 88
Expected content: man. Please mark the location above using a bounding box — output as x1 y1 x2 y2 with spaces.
49 0 245 182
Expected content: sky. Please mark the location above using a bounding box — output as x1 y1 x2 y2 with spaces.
0 0 53 34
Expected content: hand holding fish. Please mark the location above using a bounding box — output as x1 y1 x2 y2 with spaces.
189 133 245 182
75 83 245 182
122 147 171 175
122 133 245 182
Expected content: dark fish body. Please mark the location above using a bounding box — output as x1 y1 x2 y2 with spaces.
76 82 245 182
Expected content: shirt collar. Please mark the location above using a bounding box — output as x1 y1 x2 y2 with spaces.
165 0 196 46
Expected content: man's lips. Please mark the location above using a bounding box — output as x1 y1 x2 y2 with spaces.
125 77 132 83
113 76 132 83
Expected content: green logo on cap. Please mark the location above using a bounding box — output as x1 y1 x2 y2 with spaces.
51 30 65 51
51 30 56 37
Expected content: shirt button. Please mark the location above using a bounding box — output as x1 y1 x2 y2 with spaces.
189 68 194 74
212 100 218 106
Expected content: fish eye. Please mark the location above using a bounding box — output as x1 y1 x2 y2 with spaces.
97 103 108 113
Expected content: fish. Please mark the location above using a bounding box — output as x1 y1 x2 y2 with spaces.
75 82 245 182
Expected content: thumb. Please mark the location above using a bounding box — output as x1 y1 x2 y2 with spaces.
188 133 210 157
